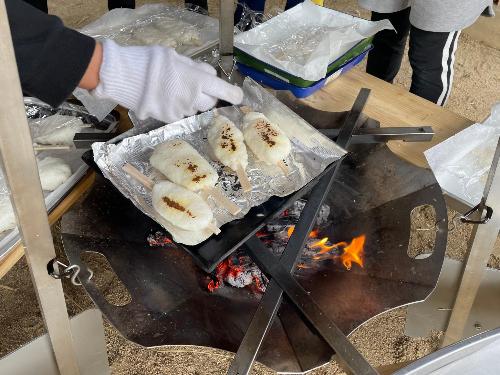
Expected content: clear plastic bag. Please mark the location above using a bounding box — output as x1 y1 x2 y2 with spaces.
30 114 85 146
425 103 500 206
79 4 218 54
235 2 283 32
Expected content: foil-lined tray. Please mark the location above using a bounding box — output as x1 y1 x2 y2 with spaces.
0 99 119 262
92 79 346 245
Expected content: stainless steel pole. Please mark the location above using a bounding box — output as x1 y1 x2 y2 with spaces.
218 0 235 81
442 138 500 346
0 1 81 373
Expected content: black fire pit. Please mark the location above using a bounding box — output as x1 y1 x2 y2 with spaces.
60 90 447 374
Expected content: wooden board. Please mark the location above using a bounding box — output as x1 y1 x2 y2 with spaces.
0 171 95 279
303 69 474 167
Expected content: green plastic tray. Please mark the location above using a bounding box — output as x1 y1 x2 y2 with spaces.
234 36 373 88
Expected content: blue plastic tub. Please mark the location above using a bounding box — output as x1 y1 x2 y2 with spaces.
236 49 370 98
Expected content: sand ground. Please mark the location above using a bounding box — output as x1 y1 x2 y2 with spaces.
1 1 500 374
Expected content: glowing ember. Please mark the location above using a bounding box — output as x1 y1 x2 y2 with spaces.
204 200 365 293
147 232 173 247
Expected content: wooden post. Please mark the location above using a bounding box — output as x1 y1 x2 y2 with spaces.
0 1 81 373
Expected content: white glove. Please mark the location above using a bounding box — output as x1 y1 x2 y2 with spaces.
92 40 243 123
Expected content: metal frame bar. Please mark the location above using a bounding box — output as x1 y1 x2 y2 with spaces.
442 138 500 346
0 2 80 373
319 126 434 143
228 89 377 375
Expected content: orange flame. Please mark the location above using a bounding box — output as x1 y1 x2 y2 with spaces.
287 225 319 239
286 225 365 271
340 234 365 270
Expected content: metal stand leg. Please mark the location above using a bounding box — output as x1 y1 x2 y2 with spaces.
0 2 80 373
228 90 377 375
442 139 500 346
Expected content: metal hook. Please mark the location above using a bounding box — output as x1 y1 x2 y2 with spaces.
460 203 493 224
217 57 236 79
48 259 93 286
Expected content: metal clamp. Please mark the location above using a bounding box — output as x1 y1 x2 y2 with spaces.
48 259 93 286
460 204 493 224
217 57 236 79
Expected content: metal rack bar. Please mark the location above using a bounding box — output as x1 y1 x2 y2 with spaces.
319 126 434 143
0 2 80 373
228 89 376 375
442 138 500 346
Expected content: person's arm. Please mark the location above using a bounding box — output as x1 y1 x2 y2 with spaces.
78 42 102 90
6 0 95 107
7 0 243 123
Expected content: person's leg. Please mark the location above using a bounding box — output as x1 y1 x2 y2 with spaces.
408 26 460 105
285 0 304 10
366 7 411 83
108 0 135 11
22 0 48 13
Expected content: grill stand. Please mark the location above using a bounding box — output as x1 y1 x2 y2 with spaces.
60 87 448 373
228 89 375 375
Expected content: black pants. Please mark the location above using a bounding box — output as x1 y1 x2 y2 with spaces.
366 8 461 106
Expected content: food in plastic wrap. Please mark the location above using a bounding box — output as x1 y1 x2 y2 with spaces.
242 112 291 167
152 180 213 231
150 140 218 192
32 114 84 146
208 115 249 171
0 196 16 234
80 5 208 50
37 157 72 191
234 0 393 81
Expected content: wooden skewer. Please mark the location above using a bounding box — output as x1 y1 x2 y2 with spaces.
239 105 252 114
122 163 155 190
33 144 71 151
122 163 220 236
202 187 242 216
277 160 289 175
207 222 221 235
236 164 252 193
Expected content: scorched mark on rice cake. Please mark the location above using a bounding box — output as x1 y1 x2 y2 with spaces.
161 196 195 218
255 119 278 147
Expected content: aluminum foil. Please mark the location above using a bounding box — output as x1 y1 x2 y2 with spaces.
92 78 346 246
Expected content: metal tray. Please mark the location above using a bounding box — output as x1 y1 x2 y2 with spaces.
0 99 119 262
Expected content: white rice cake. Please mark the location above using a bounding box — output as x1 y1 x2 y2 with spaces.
150 140 218 192
242 112 291 165
208 115 248 171
152 180 213 231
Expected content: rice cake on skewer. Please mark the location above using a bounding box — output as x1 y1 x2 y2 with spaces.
208 115 252 192
242 111 291 174
122 163 220 235
150 140 241 215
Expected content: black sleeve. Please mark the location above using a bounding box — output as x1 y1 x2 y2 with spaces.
6 0 96 107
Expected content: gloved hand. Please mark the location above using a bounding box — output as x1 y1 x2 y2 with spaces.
91 40 243 123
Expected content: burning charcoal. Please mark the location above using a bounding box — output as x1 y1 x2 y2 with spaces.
147 231 174 247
